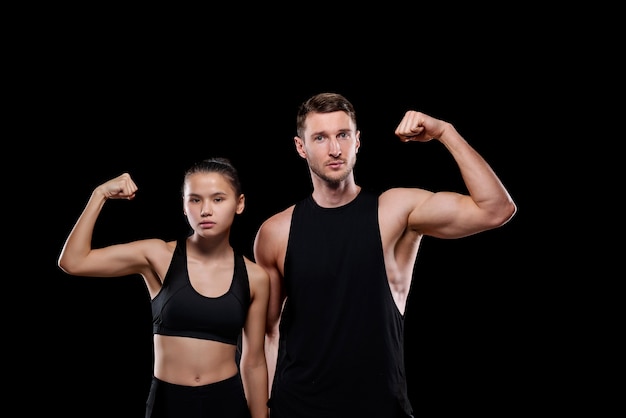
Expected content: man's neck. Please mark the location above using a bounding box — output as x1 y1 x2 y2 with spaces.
311 183 361 208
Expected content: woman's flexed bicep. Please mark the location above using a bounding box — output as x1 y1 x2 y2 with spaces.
58 173 153 278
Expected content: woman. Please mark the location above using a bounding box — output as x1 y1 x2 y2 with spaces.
58 158 269 418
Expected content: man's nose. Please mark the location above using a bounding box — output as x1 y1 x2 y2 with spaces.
329 138 342 157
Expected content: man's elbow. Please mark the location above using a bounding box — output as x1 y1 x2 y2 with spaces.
265 322 279 341
492 199 517 228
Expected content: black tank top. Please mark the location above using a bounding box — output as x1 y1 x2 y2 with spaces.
151 238 250 345
271 191 413 417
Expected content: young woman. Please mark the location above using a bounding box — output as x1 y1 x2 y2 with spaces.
58 158 270 418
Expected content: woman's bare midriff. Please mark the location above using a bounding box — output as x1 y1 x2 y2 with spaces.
153 334 239 386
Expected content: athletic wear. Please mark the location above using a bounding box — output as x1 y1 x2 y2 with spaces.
145 374 251 418
151 238 250 345
146 238 253 417
269 191 413 417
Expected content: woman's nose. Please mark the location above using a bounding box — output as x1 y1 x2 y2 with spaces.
201 204 212 216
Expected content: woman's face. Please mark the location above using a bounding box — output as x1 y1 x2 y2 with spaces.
183 172 244 237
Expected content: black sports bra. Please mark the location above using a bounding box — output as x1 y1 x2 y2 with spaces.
151 238 250 345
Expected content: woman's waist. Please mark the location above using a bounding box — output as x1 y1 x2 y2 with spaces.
153 334 238 386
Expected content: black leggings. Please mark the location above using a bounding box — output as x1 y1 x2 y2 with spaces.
145 374 251 418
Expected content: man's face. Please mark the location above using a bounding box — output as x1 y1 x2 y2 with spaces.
295 111 360 185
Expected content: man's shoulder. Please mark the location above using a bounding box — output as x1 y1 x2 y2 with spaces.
254 204 294 260
260 204 295 231
379 186 429 202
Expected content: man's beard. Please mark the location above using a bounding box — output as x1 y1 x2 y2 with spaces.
310 158 355 186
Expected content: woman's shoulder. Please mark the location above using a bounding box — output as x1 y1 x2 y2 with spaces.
134 237 177 249
242 256 270 291
127 238 177 261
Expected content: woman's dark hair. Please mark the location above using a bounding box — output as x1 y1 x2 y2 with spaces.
182 157 242 197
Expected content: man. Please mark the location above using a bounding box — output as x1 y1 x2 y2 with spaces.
253 92 516 417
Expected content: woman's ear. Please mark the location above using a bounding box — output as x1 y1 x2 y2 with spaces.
236 194 245 215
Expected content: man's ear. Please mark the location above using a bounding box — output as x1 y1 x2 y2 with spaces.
294 136 307 159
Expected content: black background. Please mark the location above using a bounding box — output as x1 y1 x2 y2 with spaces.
29 27 557 416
